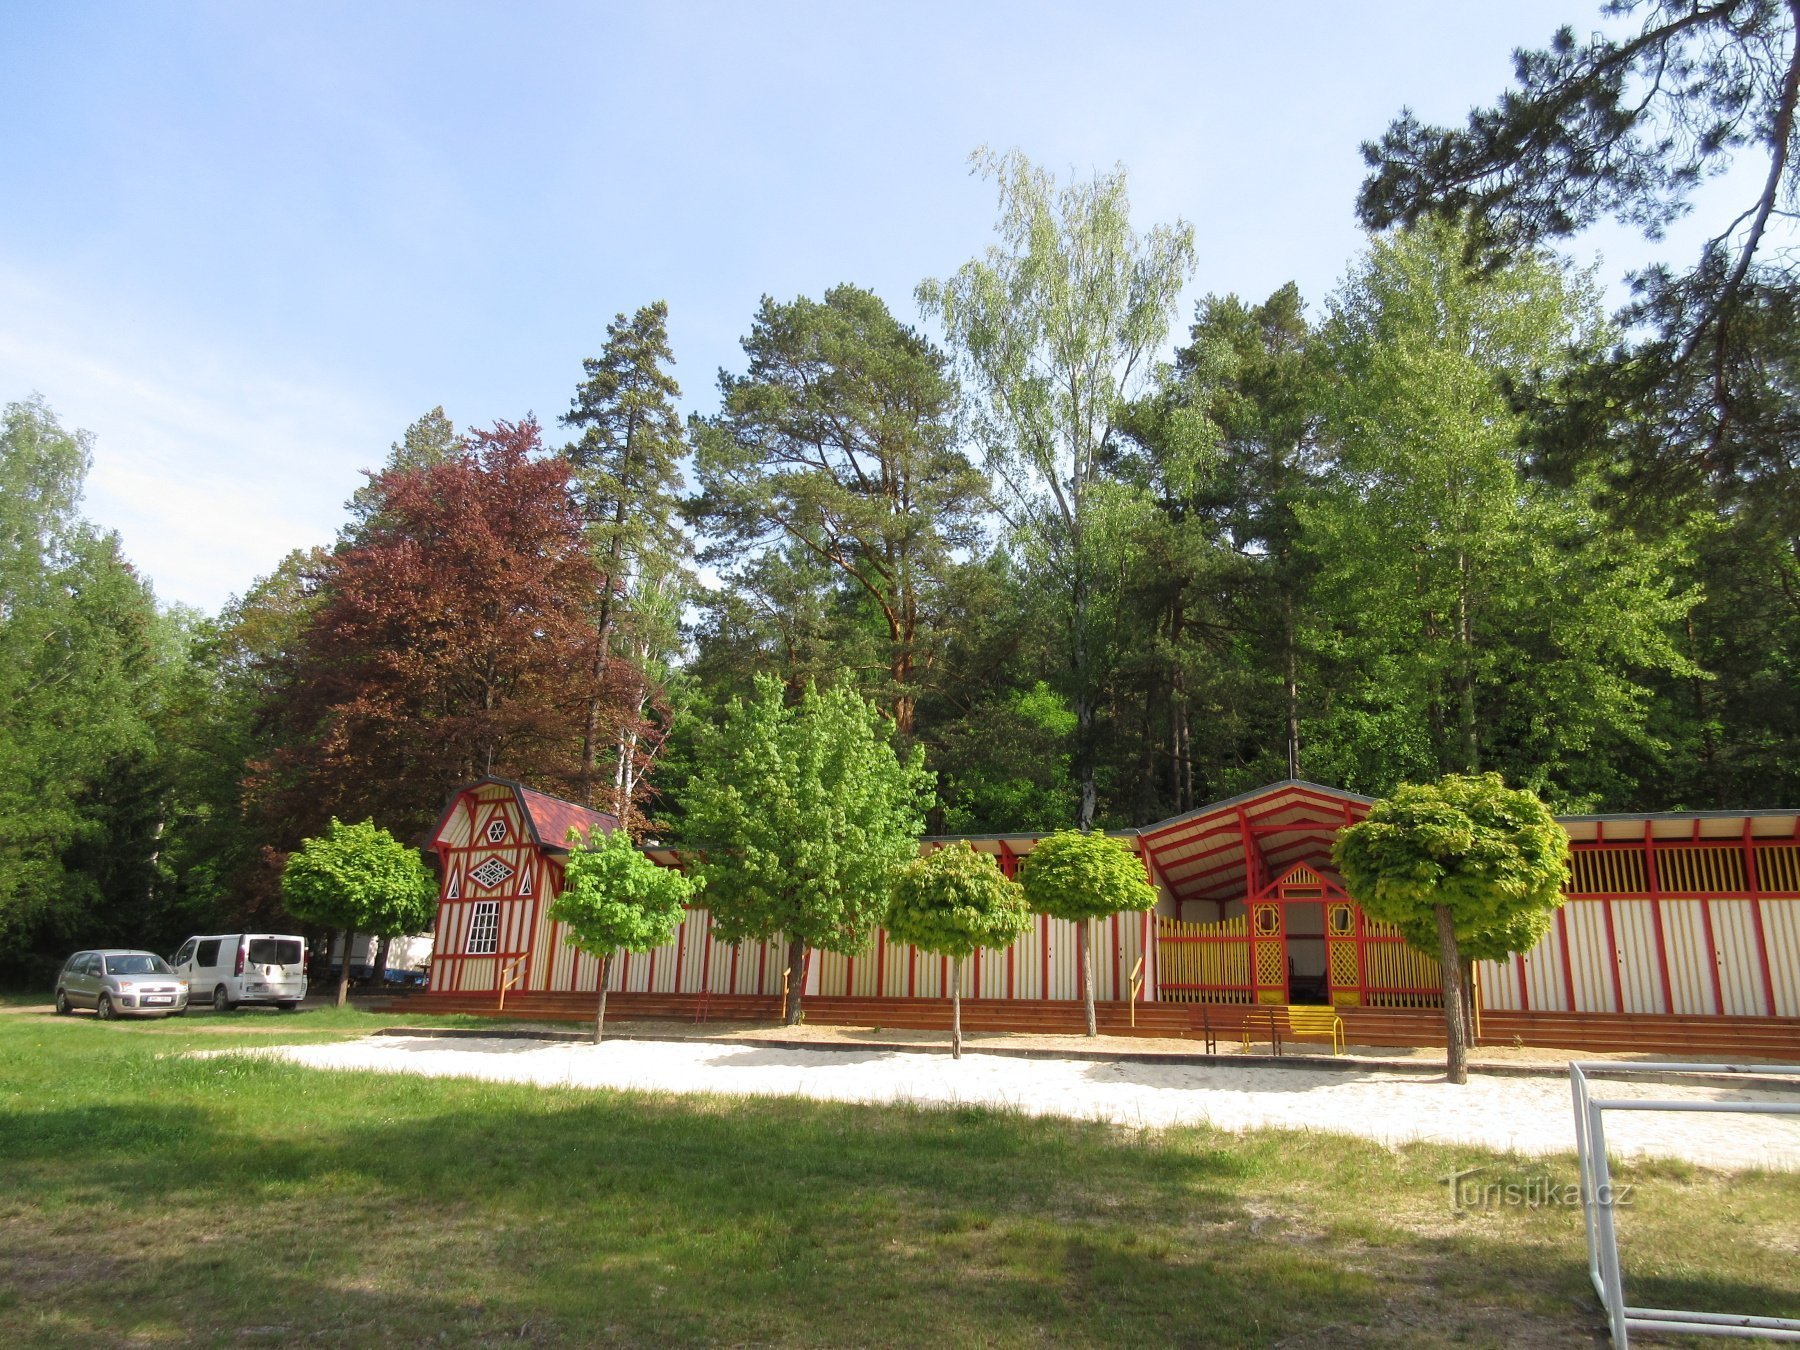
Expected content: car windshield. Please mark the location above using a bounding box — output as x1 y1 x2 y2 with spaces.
104 954 172 976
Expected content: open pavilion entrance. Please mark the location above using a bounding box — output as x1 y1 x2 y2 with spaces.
1138 782 1444 1009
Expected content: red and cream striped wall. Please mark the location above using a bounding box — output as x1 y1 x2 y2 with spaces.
420 778 1798 1030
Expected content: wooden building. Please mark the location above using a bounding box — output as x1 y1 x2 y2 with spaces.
414 778 1800 1055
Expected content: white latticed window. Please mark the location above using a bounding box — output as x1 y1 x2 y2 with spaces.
486 818 507 843
470 857 515 890
466 900 499 955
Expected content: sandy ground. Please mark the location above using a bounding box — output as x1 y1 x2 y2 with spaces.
253 1033 1800 1171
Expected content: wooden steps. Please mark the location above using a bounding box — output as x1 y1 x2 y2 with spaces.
386 992 1800 1061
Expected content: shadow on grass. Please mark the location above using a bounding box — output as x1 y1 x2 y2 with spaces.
5 1043 1795 1345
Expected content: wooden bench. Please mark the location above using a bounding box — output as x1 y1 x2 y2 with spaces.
1241 1005 1345 1056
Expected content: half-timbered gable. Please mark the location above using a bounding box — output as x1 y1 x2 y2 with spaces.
427 778 617 995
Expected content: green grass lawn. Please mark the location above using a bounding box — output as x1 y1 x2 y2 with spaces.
0 1007 1794 1347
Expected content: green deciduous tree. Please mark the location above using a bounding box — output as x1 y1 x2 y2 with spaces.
549 825 700 1043
1016 829 1157 1036
692 284 980 737
279 817 435 1008
680 676 933 1024
1333 773 1568 1083
1306 220 1697 803
0 397 168 980
921 149 1198 829
886 841 1031 1057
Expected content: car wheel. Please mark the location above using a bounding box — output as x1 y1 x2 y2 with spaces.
54 989 71 1016
212 985 233 1012
96 994 116 1021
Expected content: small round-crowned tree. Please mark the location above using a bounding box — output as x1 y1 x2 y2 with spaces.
886 842 1032 1059
281 818 436 1009
549 825 700 1044
1017 830 1158 1037
1333 773 1567 1084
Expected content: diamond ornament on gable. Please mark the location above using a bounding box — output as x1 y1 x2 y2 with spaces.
470 858 516 890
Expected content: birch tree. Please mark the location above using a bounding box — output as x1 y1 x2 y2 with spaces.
920 149 1197 829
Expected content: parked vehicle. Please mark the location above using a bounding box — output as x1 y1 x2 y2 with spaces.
171 933 308 1011
54 950 189 1019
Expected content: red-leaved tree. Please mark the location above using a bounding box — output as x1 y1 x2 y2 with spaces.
251 418 635 849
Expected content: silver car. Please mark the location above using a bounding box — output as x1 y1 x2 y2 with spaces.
54 949 190 1019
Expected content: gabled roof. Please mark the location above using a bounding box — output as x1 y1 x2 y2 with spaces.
1136 780 1372 905
430 778 618 854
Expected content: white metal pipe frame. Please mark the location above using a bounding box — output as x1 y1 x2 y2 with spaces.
1570 1061 1800 1345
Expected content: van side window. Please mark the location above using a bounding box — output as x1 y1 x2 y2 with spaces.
196 939 222 967
174 940 197 966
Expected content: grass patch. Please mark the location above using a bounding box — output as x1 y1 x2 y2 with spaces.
0 1011 1794 1345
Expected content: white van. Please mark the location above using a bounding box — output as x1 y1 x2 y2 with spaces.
172 933 308 1011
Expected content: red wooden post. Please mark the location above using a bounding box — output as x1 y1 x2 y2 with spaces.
1141 907 1152 1003
728 940 741 998
1644 823 1675 1014
1698 894 1725 1016
672 915 687 994
1040 914 1050 1000
1599 896 1625 1013
908 944 917 999
1744 820 1779 1016
1007 943 1016 1000
876 928 886 999
1514 952 1529 1012
1556 906 1578 1012
1112 912 1122 1002
698 915 714 997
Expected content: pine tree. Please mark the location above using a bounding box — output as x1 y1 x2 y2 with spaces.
562 302 690 819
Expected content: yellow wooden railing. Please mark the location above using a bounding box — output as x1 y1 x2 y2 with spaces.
495 953 529 1012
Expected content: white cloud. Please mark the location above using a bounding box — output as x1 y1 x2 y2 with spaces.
0 262 400 612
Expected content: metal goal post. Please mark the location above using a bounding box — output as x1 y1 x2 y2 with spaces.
1571 1060 1800 1346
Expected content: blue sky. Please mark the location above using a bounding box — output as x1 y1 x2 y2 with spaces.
0 2 1723 612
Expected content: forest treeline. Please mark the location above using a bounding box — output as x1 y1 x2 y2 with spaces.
4 4 1797 981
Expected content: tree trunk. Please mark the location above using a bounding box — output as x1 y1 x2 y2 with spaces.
1283 590 1301 781
1459 956 1477 1048
783 935 807 1025
1456 551 1479 773
373 934 393 985
1072 560 1098 833
1077 917 1097 1037
593 952 613 1045
1435 905 1469 1084
951 956 963 1060
335 927 356 1010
